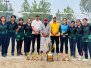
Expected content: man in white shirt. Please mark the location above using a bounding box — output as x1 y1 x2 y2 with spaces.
40 18 50 54
31 15 42 54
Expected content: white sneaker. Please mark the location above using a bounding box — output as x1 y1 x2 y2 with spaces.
82 59 88 62
78 56 82 61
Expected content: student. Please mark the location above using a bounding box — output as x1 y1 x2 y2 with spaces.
88 23 91 64
40 18 50 54
60 18 69 55
16 18 24 56
50 17 60 53
0 16 8 57
31 15 42 54
7 15 17 56
76 19 83 60
82 18 90 61
69 21 77 60
24 18 32 56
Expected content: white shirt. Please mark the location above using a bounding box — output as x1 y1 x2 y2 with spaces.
31 20 42 34
41 23 50 36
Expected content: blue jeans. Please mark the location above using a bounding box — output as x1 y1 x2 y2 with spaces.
83 42 88 59
69 36 76 57
7 32 15 54
0 34 7 55
77 36 83 56
88 42 91 59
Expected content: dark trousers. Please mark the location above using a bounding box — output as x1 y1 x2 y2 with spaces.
0 34 7 55
16 40 23 54
7 32 15 54
69 36 76 57
77 36 83 56
50 36 59 53
32 34 40 54
83 42 88 59
60 35 68 54
24 36 32 53
88 42 91 59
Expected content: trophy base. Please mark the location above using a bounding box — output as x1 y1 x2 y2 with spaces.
47 51 53 62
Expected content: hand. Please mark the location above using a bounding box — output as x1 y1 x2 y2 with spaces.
18 26 21 29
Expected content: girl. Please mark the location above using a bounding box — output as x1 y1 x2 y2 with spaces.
0 16 8 57
24 18 32 56
16 18 24 56
59 18 69 58
69 21 77 60
76 19 83 60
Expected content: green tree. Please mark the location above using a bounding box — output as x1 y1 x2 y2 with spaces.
38 0 51 21
56 6 75 21
80 0 91 21
21 0 31 21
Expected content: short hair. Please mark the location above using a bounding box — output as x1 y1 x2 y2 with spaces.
0 16 6 22
11 15 16 19
83 18 88 21
19 18 24 21
71 21 75 24
63 18 68 20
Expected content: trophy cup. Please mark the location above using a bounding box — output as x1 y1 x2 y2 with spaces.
47 42 54 62
26 52 30 60
35 52 39 61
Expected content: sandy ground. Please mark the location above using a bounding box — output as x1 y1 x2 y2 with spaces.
0 41 91 68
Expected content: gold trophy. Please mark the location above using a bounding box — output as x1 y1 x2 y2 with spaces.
35 52 39 61
26 52 30 60
47 42 54 62
31 53 35 60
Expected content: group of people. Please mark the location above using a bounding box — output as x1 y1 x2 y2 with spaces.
0 15 91 63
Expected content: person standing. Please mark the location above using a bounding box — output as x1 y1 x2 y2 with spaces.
59 18 69 55
40 18 50 54
50 17 60 53
7 15 17 56
0 16 8 57
24 18 32 56
76 19 83 60
16 18 24 56
82 18 90 61
31 15 42 54
69 21 77 60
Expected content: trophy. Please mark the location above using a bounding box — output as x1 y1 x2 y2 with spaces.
35 52 39 61
47 42 54 62
62 53 71 61
31 53 35 60
26 52 30 60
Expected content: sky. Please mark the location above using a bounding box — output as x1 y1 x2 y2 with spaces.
9 0 87 19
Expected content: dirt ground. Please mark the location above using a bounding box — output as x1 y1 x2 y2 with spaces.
0 41 91 68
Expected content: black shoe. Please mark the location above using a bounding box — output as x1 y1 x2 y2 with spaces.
11 53 14 56
25 53 27 56
17 53 20 56
2 54 7 57
20 53 23 55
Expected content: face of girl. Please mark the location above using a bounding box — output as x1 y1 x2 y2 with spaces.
19 20 23 25
27 19 31 24
82 19 88 25
1 17 6 22
11 17 16 21
63 19 67 24
76 20 81 26
70 22 75 27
